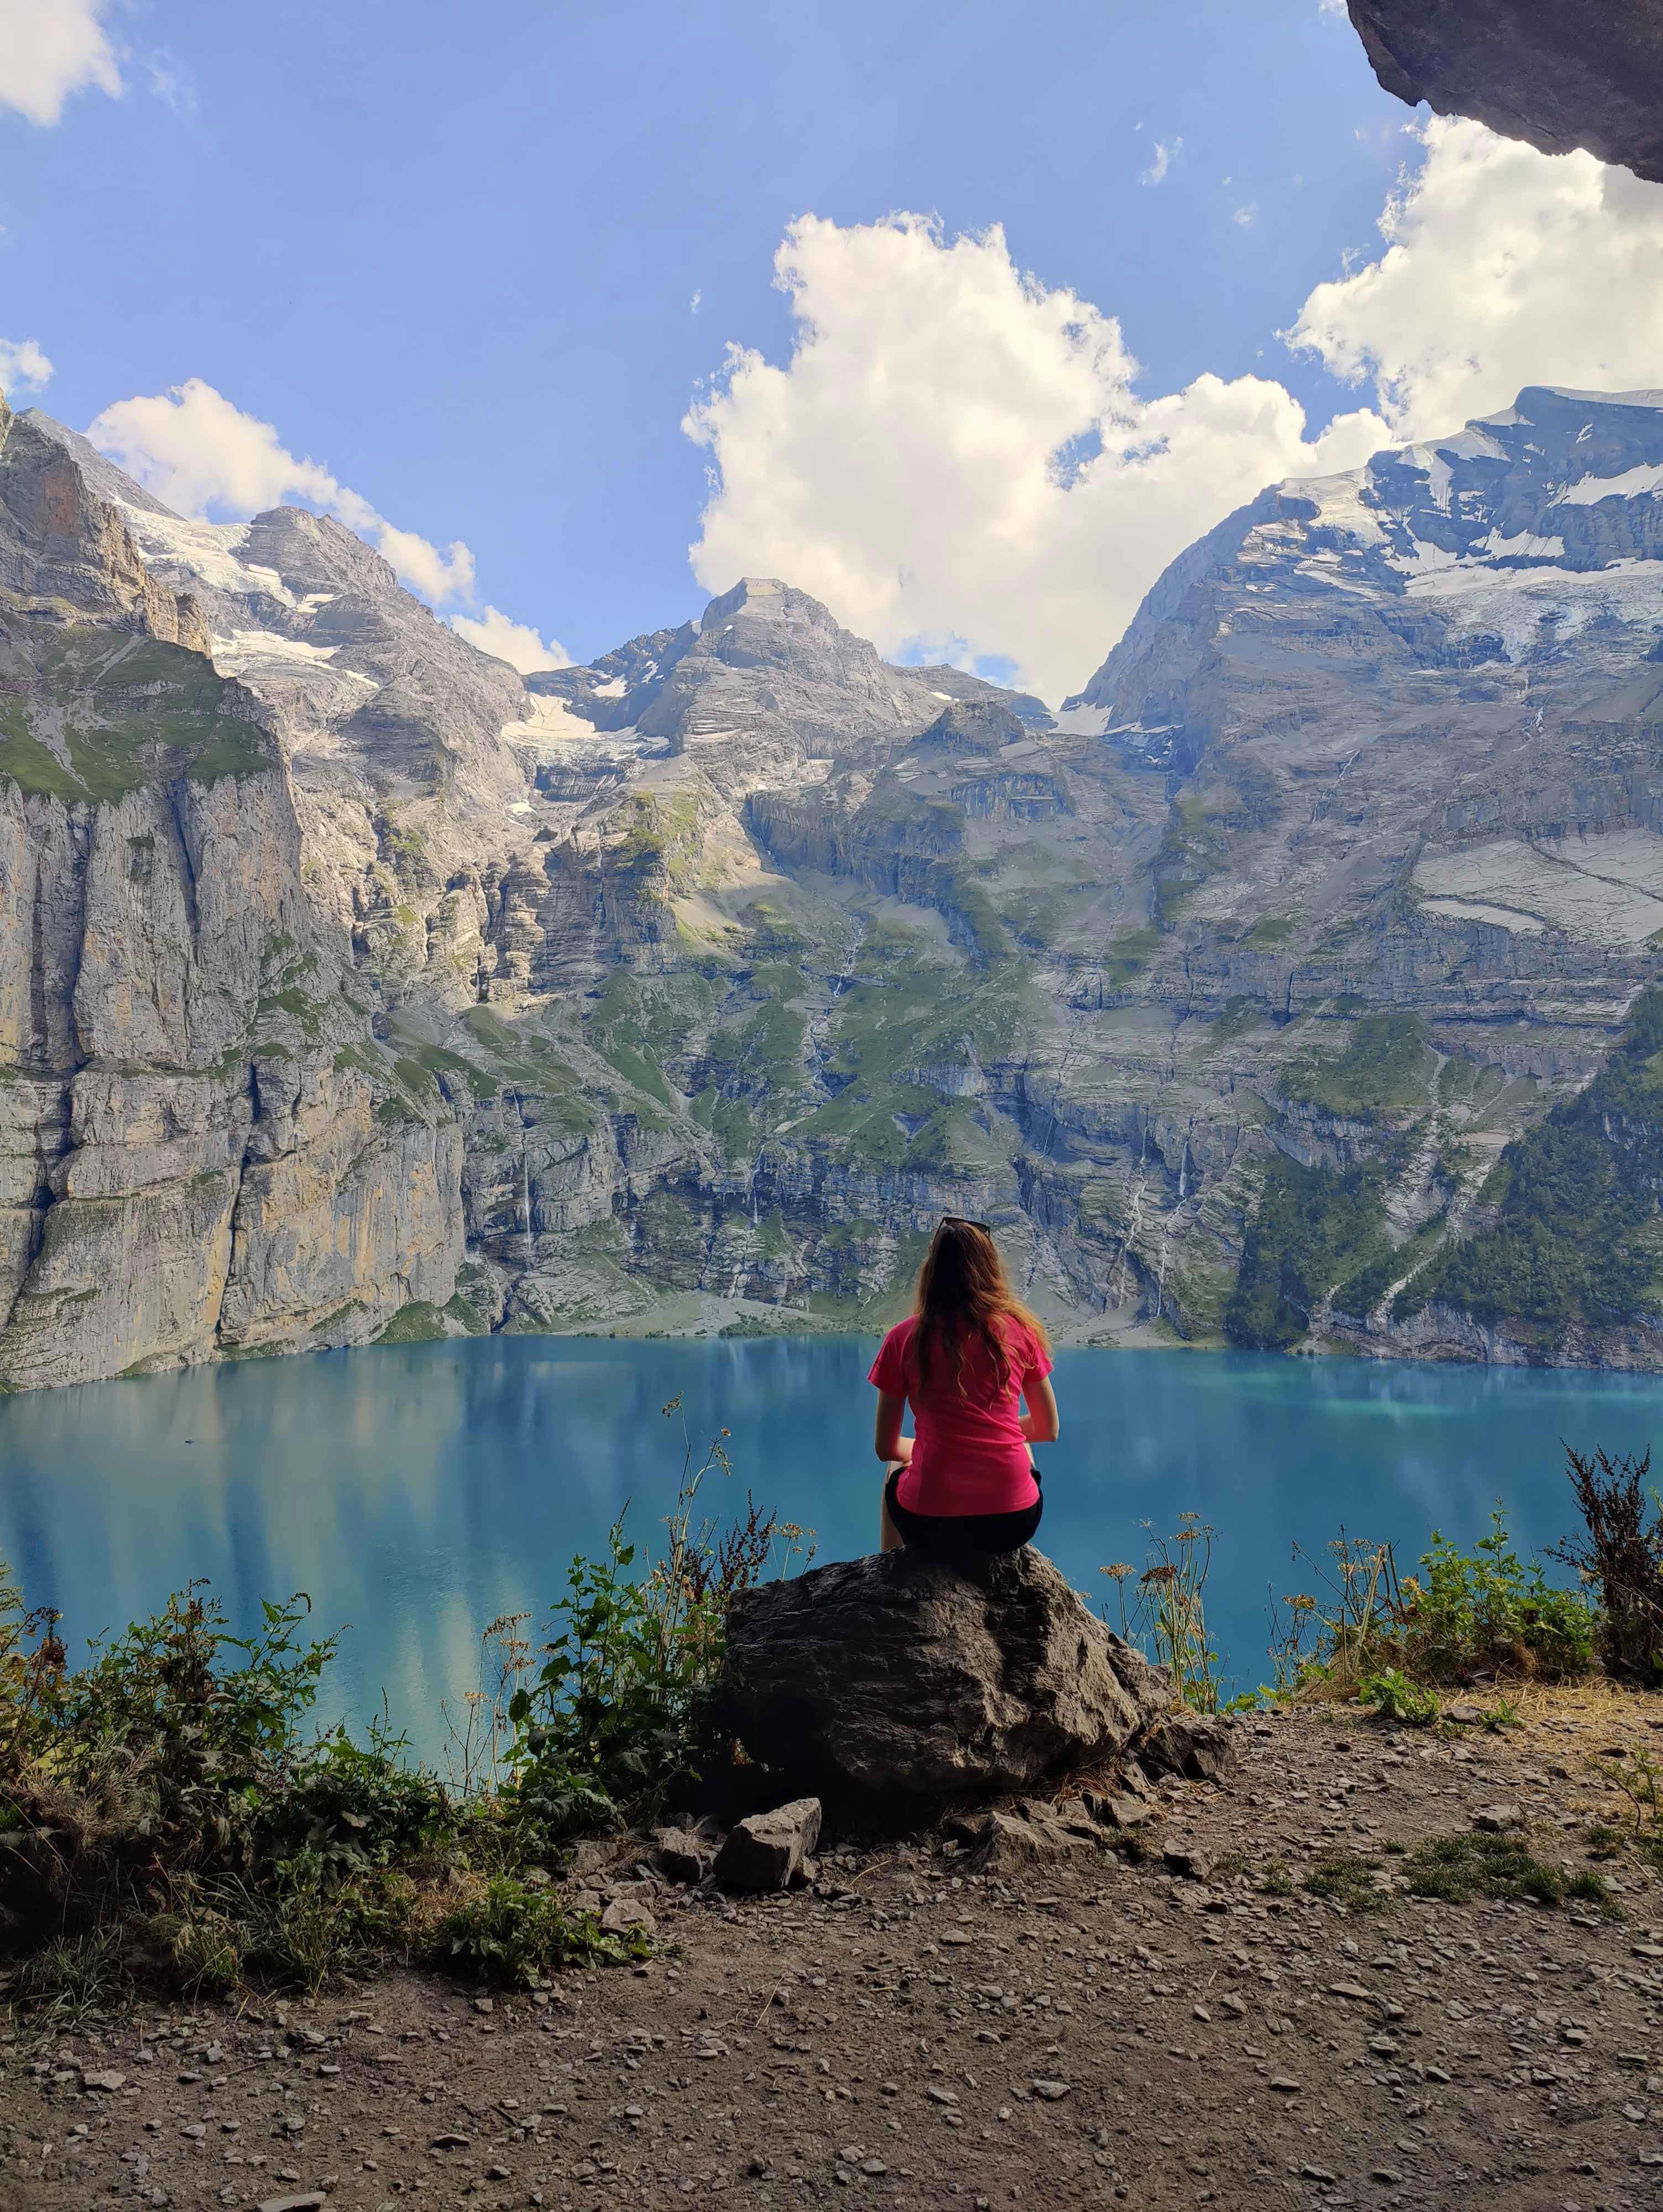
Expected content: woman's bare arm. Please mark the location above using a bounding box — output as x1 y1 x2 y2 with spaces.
1019 1374 1059 1444
874 1388 913 1464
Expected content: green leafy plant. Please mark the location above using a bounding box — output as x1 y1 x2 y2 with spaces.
0 1388 817 2013
1356 1667 1440 1726
1397 1509 1597 1683
430 1876 645 1987
496 1399 813 1835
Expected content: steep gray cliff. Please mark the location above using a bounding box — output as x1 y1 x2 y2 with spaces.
0 400 463 1389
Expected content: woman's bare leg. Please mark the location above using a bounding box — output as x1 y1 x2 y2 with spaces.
880 1465 905 1553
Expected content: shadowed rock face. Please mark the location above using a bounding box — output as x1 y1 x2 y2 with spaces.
714 1547 1168 1806
1347 0 1663 184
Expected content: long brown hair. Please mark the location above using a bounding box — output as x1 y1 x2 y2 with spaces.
910 1218 1050 1396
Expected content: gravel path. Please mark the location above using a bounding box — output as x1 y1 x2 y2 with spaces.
9 1697 1663 2212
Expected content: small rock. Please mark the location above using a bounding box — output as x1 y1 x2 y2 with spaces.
1031 2079 1071 2100
257 2196 327 2212
1139 1710 1235 1783
971 1806 1096 1873
428 2133 471 2149
712 1798 823 1893
1082 1788 1153 1830
601 1896 656 1936
1162 1842 1214 1883
1444 1700 1486 1726
1371 2171 1404 2188
652 1827 715 1885
80 2069 125 2093
1269 2077 1301 2094
1472 1804 1524 1833
473 1997 494 2015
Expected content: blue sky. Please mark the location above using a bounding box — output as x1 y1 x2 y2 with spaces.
5 2 1663 695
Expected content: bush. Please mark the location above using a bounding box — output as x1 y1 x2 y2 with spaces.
430 1876 644 1987
0 1400 809 2011
0 1577 461 1998
1395 1510 1597 1683
1263 1510 1596 1702
1551 1444 1663 1681
494 1398 812 1838
1356 1667 1440 1726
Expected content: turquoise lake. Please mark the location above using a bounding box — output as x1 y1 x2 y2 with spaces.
3 1337 1661 1760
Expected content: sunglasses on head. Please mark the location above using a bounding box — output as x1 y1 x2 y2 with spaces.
938 1214 991 1234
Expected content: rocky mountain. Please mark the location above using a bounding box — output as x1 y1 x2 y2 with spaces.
0 399 463 1389
2 379 1661 1389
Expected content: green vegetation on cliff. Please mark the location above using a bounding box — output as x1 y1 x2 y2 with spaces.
0 632 273 800
1225 1139 1408 1350
1398 988 1663 1332
1278 1013 1437 1123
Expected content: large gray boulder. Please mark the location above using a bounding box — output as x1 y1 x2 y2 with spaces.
715 1547 1168 1807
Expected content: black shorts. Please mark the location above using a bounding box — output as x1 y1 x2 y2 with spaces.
883 1463 1043 1556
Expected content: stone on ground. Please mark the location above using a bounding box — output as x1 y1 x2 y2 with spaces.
712 1798 824 1892
716 1546 1167 1803
652 1824 717 1884
1138 1709 1235 1783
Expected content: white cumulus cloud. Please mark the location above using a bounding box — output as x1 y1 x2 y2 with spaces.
0 337 54 396
686 125 1663 700
683 215 1387 702
451 606 571 673
87 378 476 604
0 0 121 126
1140 138 1180 187
1287 116 1663 439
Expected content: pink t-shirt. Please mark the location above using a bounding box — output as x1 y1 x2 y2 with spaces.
868 1314 1052 1516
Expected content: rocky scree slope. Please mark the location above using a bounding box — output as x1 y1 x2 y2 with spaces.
5 384 1663 1383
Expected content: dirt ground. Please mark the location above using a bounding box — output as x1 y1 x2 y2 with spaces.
11 1693 1663 2212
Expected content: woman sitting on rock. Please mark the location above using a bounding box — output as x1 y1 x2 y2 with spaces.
869 1215 1059 1556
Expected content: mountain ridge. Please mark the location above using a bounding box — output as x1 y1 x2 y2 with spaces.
2 381 1661 1386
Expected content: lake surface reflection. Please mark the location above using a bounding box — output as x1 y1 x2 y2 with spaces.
3 1337 1661 1759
